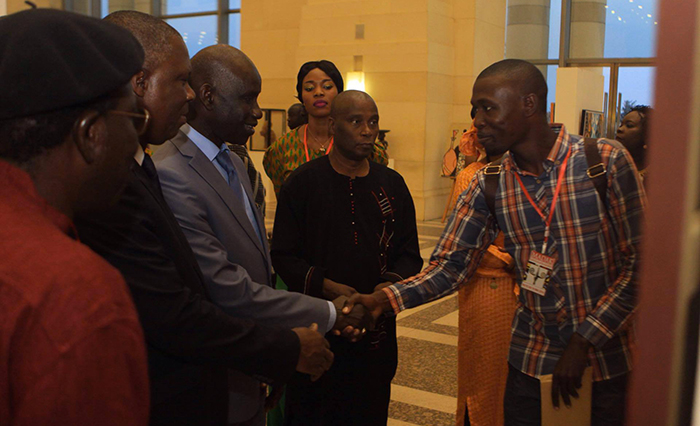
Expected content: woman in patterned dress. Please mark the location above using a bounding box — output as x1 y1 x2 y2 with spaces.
263 60 388 196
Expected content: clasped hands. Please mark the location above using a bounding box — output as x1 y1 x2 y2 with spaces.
324 278 379 342
292 279 391 383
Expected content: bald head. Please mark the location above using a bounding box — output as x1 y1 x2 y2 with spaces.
477 59 548 113
330 90 377 119
329 90 379 161
187 45 263 146
287 103 307 129
190 44 259 98
104 11 181 71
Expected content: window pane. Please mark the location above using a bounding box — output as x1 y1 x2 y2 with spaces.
570 0 658 58
228 12 241 48
167 15 218 57
229 0 240 9
506 0 561 60
105 0 150 15
617 66 655 122
161 0 216 15
544 65 558 121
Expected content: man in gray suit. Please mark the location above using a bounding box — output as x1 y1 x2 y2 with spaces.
153 45 367 425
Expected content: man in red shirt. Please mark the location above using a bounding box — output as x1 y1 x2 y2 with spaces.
0 9 150 425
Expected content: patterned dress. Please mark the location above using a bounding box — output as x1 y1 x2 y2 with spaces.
263 125 389 196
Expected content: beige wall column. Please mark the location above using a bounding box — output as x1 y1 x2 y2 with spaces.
554 67 604 133
569 0 606 58
7 0 61 13
505 0 550 59
242 0 506 220
0 0 6 16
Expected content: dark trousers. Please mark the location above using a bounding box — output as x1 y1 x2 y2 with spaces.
503 364 628 426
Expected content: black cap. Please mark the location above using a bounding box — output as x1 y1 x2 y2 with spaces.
0 9 145 120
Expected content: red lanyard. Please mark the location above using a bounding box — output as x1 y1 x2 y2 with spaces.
513 147 571 252
303 125 334 162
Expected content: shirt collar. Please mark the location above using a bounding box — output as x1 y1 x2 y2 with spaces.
182 123 226 161
501 124 570 175
134 144 145 165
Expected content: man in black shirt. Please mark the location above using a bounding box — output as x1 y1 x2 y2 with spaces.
271 90 423 425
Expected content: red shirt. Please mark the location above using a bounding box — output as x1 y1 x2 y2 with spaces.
0 160 149 425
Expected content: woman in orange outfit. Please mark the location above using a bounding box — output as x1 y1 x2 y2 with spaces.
451 126 518 426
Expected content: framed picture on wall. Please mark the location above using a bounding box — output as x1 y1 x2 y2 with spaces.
580 110 605 138
248 108 286 151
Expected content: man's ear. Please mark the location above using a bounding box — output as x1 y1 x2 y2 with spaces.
198 83 214 110
72 110 106 165
522 93 538 117
131 70 147 98
328 116 335 137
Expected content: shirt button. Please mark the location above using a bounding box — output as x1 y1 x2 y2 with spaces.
555 160 561 165
536 179 541 184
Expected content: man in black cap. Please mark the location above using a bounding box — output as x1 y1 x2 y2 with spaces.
0 9 149 425
74 11 334 426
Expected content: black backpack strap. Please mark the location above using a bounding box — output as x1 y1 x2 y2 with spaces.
482 158 502 218
583 137 607 206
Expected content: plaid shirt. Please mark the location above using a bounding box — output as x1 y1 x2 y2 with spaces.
385 126 645 381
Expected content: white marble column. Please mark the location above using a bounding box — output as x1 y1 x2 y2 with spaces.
569 0 607 58
506 0 551 59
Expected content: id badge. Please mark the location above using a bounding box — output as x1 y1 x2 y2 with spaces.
521 251 555 296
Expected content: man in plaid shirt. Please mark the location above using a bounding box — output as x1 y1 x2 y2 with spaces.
345 59 645 425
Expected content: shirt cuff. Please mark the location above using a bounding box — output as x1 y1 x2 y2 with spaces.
325 301 337 333
577 315 615 348
383 286 404 315
304 266 326 298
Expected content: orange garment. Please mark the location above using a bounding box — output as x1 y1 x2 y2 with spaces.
455 161 518 426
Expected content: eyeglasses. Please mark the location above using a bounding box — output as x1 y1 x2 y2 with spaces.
108 108 150 136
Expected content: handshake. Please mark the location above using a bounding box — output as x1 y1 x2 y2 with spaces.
291 279 392 381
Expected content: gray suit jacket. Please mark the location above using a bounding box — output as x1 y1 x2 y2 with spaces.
153 130 331 422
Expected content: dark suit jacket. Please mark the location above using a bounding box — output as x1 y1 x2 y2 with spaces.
75 158 300 426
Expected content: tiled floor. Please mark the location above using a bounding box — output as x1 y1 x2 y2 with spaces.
265 206 459 426
388 220 458 426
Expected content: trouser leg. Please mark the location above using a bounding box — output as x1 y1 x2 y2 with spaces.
503 364 541 426
591 373 628 426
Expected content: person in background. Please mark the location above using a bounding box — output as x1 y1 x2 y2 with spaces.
449 125 518 426
75 12 333 426
345 59 646 426
263 60 389 196
0 9 149 425
616 105 652 181
271 91 422 425
287 103 308 130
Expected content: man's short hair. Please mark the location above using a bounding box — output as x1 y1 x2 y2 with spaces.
104 10 182 71
477 59 549 113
